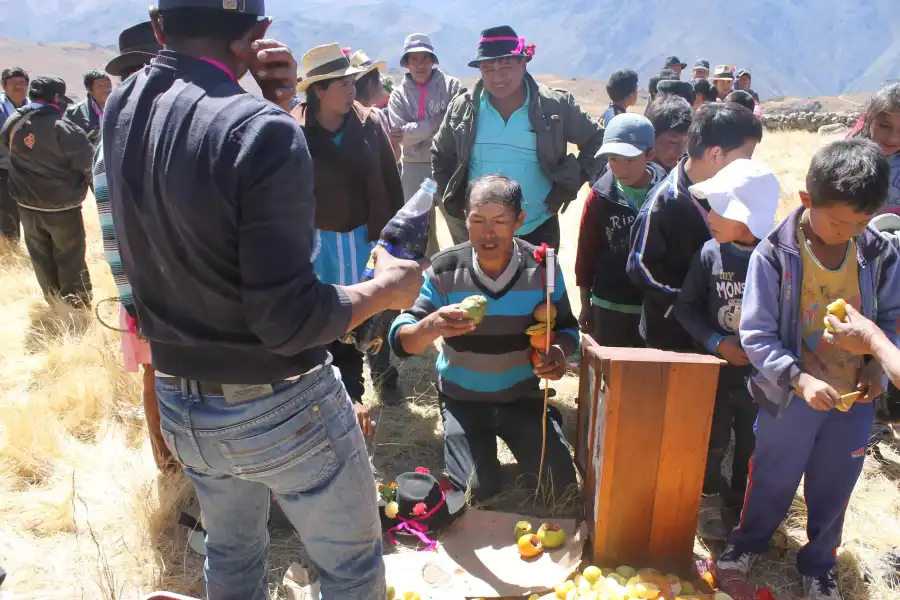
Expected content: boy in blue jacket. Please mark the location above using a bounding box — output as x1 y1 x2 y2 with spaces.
627 103 763 351
675 159 780 541
716 139 900 600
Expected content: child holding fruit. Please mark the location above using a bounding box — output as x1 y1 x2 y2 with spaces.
674 159 780 541
716 139 900 600
389 175 580 502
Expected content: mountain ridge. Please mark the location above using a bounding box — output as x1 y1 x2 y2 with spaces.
2 0 898 98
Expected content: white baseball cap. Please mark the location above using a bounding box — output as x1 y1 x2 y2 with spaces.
689 159 780 239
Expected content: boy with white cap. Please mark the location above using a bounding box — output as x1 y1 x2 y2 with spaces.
674 159 779 541
576 113 666 346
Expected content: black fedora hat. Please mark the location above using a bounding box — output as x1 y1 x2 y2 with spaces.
379 471 466 549
106 22 163 77
665 55 688 69
468 25 534 68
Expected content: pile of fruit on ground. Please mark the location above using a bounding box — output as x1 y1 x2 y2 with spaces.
528 565 726 600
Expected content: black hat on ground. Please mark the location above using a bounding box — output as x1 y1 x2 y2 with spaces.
379 472 466 542
156 0 265 14
106 22 163 77
28 76 72 104
665 55 687 69
469 25 534 68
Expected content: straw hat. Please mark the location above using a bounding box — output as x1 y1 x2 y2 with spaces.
711 65 735 81
297 43 365 92
349 50 387 80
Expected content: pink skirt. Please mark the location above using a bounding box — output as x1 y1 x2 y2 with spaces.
119 305 151 372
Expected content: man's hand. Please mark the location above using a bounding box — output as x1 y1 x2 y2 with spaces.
354 401 374 438
371 247 426 310
424 305 477 339
857 360 885 403
823 304 880 356
390 130 404 144
534 345 567 381
578 305 594 335
796 373 840 411
717 335 750 366
231 21 298 111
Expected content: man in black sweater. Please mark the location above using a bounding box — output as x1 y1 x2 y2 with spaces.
102 2 421 599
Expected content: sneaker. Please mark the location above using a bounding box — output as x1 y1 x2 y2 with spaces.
802 571 842 600
697 494 730 541
869 421 896 446
715 544 758 600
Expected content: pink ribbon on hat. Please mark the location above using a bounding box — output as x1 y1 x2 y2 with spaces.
479 36 536 57
386 492 446 551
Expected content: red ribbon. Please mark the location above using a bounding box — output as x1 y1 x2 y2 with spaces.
386 492 446 551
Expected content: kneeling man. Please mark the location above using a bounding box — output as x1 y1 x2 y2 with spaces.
389 175 579 502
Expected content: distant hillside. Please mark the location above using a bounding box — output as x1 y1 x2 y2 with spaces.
2 0 899 98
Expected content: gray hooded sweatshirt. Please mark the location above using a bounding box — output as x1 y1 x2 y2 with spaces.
388 69 462 164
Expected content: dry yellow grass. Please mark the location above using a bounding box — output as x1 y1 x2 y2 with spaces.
0 131 897 599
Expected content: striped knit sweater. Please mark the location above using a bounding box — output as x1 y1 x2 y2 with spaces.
93 142 135 316
389 240 579 403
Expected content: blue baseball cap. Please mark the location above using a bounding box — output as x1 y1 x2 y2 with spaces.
157 0 265 14
596 113 655 158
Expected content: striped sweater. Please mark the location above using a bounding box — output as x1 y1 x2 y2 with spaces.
389 240 579 403
93 141 135 316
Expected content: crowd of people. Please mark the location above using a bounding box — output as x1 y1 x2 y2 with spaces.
1 1 900 599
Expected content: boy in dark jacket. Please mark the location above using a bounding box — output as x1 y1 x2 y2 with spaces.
674 159 780 541
644 95 693 173
0 76 93 307
576 114 666 345
601 69 638 127
627 103 763 351
716 140 900 600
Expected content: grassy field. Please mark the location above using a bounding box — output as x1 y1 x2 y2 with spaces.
0 131 898 599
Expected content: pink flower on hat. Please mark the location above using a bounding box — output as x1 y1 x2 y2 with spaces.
415 466 430 475
342 47 352 57
412 502 427 516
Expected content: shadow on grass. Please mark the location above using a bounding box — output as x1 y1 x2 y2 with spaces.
24 298 92 354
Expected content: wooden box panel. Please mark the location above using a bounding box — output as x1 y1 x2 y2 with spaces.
576 336 722 574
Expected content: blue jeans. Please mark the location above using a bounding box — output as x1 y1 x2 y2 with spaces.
156 366 385 600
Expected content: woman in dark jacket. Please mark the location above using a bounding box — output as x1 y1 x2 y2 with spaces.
291 43 405 425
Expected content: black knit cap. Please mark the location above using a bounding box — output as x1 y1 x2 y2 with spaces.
468 25 533 68
157 0 265 14
28 76 71 103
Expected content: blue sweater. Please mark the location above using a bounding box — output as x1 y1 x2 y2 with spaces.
740 208 900 416
101 52 351 383
389 240 579 403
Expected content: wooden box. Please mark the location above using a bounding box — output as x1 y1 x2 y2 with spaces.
575 335 723 574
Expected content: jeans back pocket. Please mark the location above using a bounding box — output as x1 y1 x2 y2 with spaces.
217 403 339 491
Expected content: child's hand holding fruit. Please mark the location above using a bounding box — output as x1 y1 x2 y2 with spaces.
795 372 841 411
